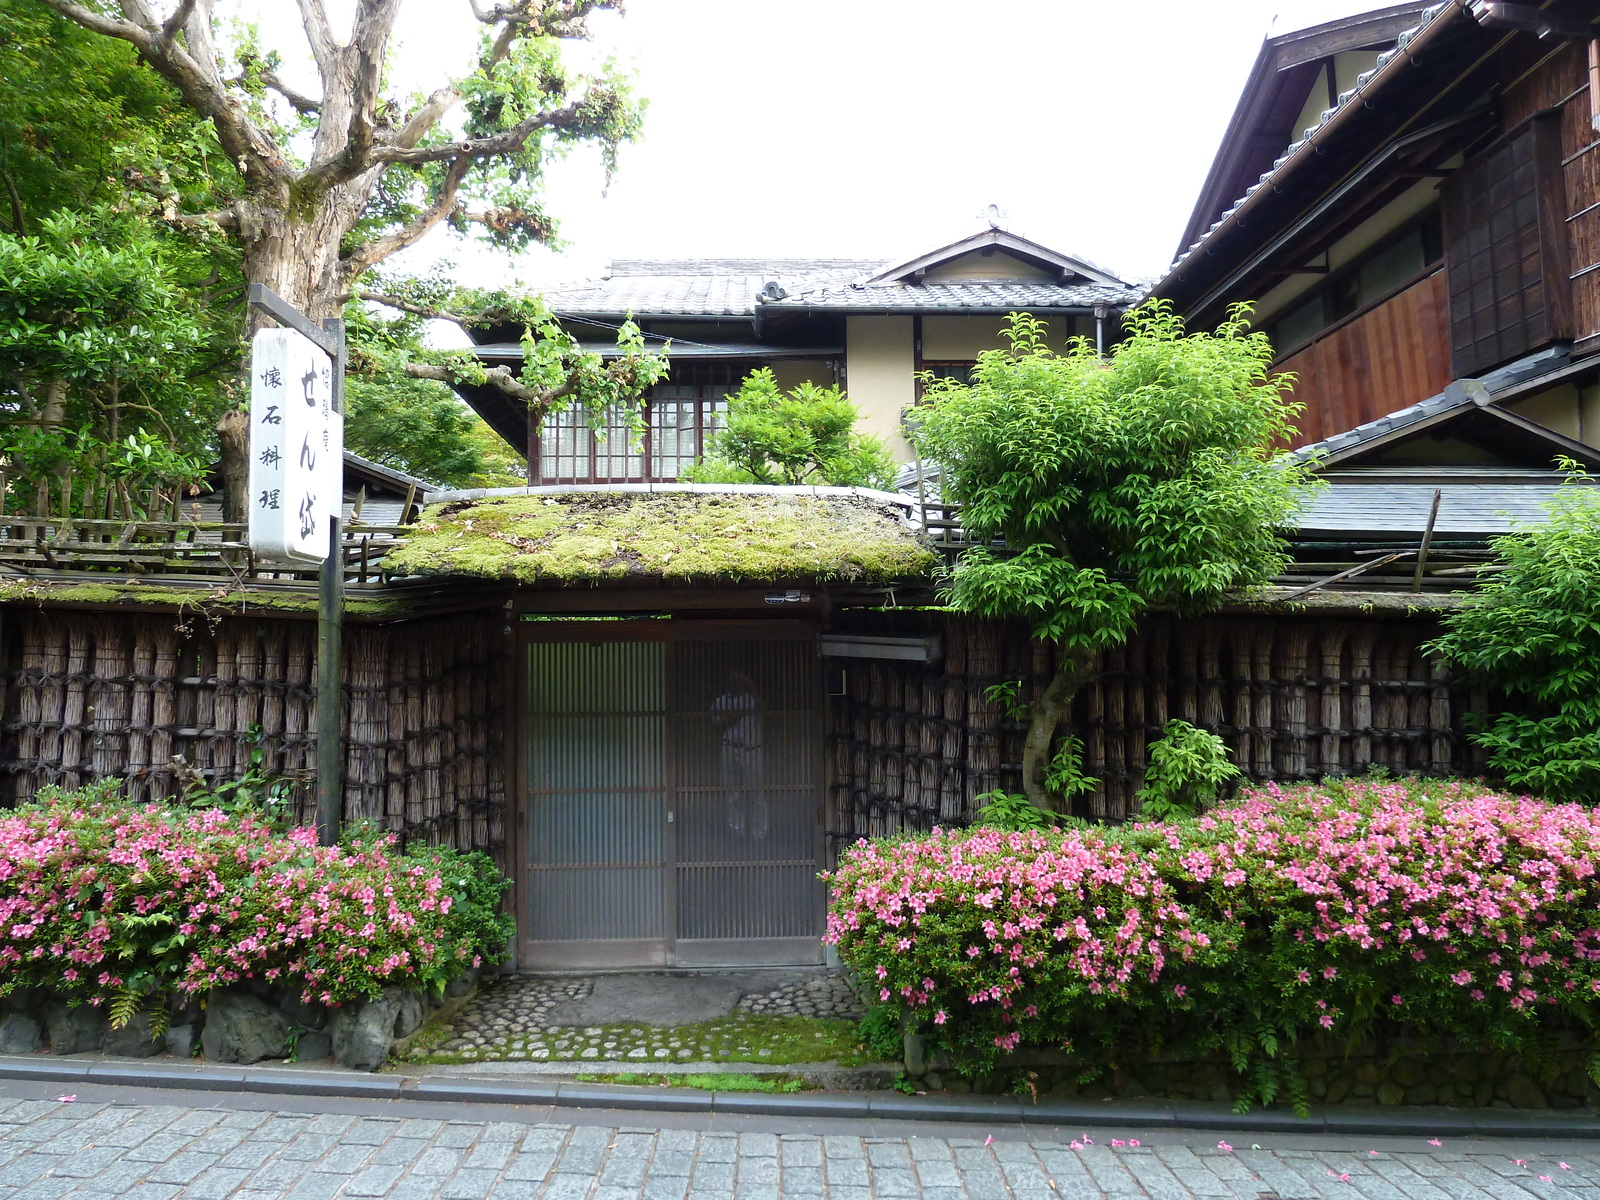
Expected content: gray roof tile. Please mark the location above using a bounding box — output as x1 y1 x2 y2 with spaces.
537 258 1143 318
765 280 1144 312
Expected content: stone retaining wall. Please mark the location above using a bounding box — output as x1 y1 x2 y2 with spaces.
0 971 480 1072
908 1039 1600 1110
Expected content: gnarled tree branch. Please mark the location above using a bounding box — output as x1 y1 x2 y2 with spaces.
338 154 472 281
373 100 587 164
354 291 470 326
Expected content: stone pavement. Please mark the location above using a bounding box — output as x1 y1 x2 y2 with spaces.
415 972 866 1064
1 1084 1598 1199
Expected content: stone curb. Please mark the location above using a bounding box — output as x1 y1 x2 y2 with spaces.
1 1055 1598 1136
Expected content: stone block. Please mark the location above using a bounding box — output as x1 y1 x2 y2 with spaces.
1403 1083 1437 1105
1353 1062 1384 1085
328 987 426 1072
1505 1073 1548 1109
278 994 328 1031
102 1012 163 1058
1376 1082 1404 1106
165 1023 198 1059
1323 1075 1352 1104
201 989 289 1064
445 969 480 1000
294 1029 332 1062
46 1003 105 1054
902 1033 928 1078
1391 1058 1427 1088
0 1012 41 1054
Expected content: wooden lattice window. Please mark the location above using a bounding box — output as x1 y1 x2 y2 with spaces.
530 362 745 485
1442 113 1572 377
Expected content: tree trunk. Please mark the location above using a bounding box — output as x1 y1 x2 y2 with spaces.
216 409 250 524
1021 646 1097 812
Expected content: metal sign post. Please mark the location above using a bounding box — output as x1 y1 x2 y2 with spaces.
247 284 346 847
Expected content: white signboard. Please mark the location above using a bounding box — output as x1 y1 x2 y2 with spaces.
247 327 343 563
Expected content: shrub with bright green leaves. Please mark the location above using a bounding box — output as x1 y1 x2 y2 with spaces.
1135 719 1241 820
684 368 896 489
1428 465 1600 802
828 776 1600 1112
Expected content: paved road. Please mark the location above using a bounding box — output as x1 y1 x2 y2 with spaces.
0 1084 1597 1199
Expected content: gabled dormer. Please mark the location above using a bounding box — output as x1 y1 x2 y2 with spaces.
863 228 1127 288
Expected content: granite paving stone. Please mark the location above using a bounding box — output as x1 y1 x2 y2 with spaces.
0 1093 1597 1198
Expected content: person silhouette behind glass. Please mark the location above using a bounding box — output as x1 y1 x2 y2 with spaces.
711 669 766 838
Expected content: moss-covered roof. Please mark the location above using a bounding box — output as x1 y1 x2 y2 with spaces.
0 577 410 617
384 491 937 585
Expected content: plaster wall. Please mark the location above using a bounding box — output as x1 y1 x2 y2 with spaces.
768 358 836 394
921 314 1071 361
1510 383 1583 442
845 316 916 461
1255 178 1443 325
922 252 1054 282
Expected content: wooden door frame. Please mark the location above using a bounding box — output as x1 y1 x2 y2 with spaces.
510 615 823 970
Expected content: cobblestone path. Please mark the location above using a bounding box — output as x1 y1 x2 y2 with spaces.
1 1093 1597 1199
416 974 866 1063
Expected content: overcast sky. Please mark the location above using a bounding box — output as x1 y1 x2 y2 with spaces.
235 0 1400 289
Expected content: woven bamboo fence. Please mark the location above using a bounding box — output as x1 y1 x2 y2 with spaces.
825 610 1489 849
0 609 506 859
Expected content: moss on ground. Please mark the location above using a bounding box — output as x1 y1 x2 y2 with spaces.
575 1072 808 1093
406 1011 887 1067
385 492 937 585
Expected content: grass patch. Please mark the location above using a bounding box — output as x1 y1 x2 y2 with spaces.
576 1072 807 1093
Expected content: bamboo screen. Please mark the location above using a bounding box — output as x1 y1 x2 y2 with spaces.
826 611 1489 849
0 609 506 859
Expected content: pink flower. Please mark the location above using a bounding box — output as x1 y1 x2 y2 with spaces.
1217 1141 1232 1153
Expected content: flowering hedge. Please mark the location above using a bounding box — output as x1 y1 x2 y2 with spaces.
0 783 513 1024
826 778 1600 1109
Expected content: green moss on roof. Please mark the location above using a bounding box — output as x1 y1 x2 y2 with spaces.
385 492 937 585
0 578 406 616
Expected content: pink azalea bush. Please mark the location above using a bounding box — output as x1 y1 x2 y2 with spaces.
826 778 1600 1108
0 782 512 1022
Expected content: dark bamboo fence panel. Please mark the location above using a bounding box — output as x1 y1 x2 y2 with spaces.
825 610 1489 855
0 610 506 863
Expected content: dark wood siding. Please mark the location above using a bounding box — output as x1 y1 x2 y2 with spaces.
1274 270 1453 447
1442 114 1572 377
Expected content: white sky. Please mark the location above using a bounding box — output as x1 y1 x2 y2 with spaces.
232 0 1401 290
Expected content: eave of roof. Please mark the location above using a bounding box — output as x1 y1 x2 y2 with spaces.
1175 3 1435 258
1156 2 1463 294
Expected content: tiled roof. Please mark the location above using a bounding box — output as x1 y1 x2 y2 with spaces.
538 261 876 316
536 255 1144 318
1287 347 1571 466
1297 469 1574 535
764 279 1144 312
1169 2 1455 272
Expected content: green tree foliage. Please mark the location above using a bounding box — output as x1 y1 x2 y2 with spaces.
684 368 896 488
1427 464 1600 802
0 2 244 509
0 212 223 511
23 0 666 518
344 375 524 489
911 304 1315 811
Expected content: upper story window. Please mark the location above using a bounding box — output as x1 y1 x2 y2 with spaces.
918 361 976 396
1270 210 1444 358
531 363 737 484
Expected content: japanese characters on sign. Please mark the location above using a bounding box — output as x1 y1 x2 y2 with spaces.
247 328 343 563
